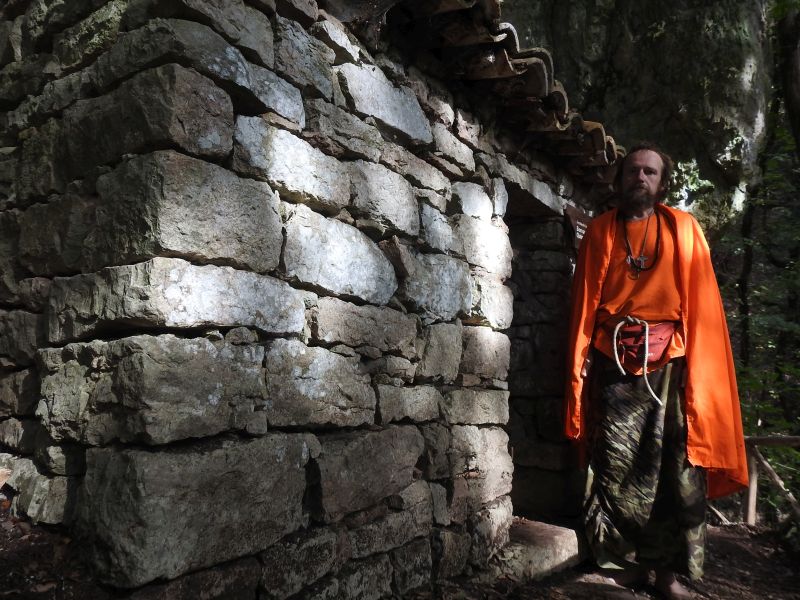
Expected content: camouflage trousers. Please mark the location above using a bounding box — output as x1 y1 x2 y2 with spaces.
583 353 707 580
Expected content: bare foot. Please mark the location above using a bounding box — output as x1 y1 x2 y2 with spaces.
654 570 693 599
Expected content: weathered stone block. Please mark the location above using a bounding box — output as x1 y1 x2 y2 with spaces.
431 122 474 173
314 426 424 522
47 258 306 343
350 160 419 237
234 117 349 214
283 203 397 304
76 434 319 587
52 0 126 70
337 63 432 146
264 339 375 428
477 153 563 216
0 210 20 303
460 326 511 380
310 18 360 64
0 53 59 108
124 0 274 67
20 0 107 54
274 15 334 99
416 322 462 383
451 182 492 220
430 482 449 526
433 528 470 580
441 389 509 425
20 151 282 276
387 245 471 322
302 554 393 600
275 0 318 27
0 369 37 417
127 558 261 600
468 495 512 567
303 98 382 161
380 142 450 195
0 453 70 524
467 273 514 330
492 178 509 217
0 417 39 454
38 335 267 445
0 310 44 367
510 223 567 251
347 506 428 559
311 297 417 358
449 426 513 510
452 215 512 278
391 538 432 595
260 528 341 600
250 63 305 127
418 422 450 480
419 204 463 256
376 385 441 424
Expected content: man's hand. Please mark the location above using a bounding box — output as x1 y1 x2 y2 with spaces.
581 353 593 378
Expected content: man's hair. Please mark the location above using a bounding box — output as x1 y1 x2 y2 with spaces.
615 141 675 201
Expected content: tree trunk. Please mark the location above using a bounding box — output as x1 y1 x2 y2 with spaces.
779 10 800 155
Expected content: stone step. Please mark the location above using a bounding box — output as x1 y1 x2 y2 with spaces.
483 518 586 583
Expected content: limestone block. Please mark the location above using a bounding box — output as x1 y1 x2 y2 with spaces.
380 143 450 195
314 426 424 522
418 422 450 480
34 443 85 477
492 178 509 217
454 109 482 150
376 385 441 424
0 369 37 417
451 182 492 220
90 19 266 114
0 210 20 303
349 160 419 237
302 554 393 600
0 21 16 68
433 528 470 580
124 0 274 67
0 310 44 367
51 0 126 70
311 19 360 64
0 54 59 108
0 418 39 454
19 0 107 53
419 204 463 256
460 326 511 380
391 538 432 595
283 204 397 304
47 258 306 344
15 119 67 203
392 248 471 323
416 322 462 383
250 64 306 127
37 335 267 445
127 558 261 600
467 272 514 330
452 215 512 278
76 434 319 587
449 426 513 511
311 297 417 357
0 453 70 524
303 98 382 161
337 63 432 146
275 0 318 27
431 122 474 173
347 507 428 559
430 482 449 526
476 153 563 216
20 151 282 276
260 528 341 600
264 339 375 428
441 389 509 426
365 356 415 382
234 117 349 214
274 15 334 99
468 495 512 567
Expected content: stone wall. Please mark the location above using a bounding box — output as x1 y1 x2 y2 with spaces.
0 0 589 596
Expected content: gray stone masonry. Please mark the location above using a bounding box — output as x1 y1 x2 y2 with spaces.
349 160 420 237
76 434 320 587
376 385 441 424
274 15 334 99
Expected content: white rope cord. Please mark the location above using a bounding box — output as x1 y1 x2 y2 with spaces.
612 315 663 406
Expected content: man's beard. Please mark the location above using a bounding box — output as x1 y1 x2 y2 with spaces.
620 187 659 212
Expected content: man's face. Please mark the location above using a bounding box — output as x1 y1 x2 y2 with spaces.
619 149 665 214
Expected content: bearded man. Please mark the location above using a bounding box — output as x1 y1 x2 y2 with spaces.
564 143 748 599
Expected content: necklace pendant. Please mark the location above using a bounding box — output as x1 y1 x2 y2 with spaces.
634 255 648 269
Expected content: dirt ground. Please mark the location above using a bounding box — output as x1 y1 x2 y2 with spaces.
1 498 798 600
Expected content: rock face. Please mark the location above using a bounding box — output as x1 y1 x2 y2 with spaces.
76 434 319 587
349 160 420 237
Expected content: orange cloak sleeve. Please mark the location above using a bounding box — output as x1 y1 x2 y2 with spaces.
564 205 748 499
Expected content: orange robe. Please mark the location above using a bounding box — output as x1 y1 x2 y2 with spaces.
565 204 748 499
